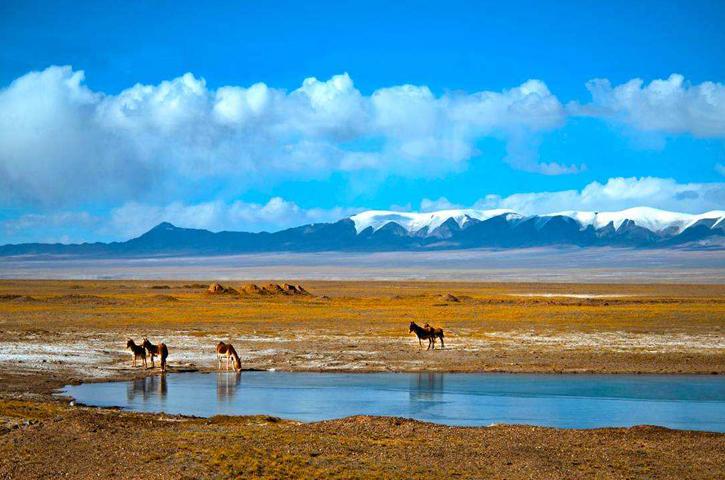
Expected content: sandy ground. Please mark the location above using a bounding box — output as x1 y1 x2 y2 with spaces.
0 279 723 479
1 328 723 381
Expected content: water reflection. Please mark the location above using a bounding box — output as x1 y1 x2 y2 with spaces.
63 372 725 432
410 373 444 401
127 375 167 401
216 372 242 401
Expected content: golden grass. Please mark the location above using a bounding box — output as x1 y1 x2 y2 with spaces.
0 280 723 337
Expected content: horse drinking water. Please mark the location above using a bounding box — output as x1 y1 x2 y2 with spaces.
142 338 168 372
409 321 445 350
126 339 147 368
216 342 242 372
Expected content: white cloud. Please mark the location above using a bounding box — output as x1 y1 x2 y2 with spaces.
503 133 585 175
572 74 725 137
419 197 462 211
107 198 363 239
0 198 364 244
0 67 158 205
477 177 725 214
1 211 101 244
0 66 569 206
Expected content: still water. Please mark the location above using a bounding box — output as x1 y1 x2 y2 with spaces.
60 372 725 432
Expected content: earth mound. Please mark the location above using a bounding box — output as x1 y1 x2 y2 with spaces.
442 294 460 302
239 283 266 295
239 283 311 296
207 283 238 295
281 283 309 295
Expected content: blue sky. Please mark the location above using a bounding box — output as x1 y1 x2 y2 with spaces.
1 0 724 242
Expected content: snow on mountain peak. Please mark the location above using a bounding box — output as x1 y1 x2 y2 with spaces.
544 207 725 232
349 207 725 235
349 209 517 234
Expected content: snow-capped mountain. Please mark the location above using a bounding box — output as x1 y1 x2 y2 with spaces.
350 207 725 237
1 207 723 257
543 207 725 233
350 209 519 234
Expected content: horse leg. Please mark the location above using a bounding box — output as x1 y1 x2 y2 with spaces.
149 354 155 368
440 335 445 349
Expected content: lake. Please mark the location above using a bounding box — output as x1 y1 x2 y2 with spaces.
60 372 725 432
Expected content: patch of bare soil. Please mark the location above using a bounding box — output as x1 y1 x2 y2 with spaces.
0 397 722 480
45 294 123 305
149 294 180 302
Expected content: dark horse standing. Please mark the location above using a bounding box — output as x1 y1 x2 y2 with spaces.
409 321 445 350
126 339 147 368
142 338 169 372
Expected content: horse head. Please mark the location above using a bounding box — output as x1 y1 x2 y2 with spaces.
409 321 416 333
126 339 134 349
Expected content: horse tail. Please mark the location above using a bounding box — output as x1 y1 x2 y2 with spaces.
160 343 168 371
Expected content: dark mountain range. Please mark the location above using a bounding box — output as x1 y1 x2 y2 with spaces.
1 208 724 257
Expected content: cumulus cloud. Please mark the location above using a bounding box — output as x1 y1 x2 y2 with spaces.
0 67 157 205
0 198 363 244
106 198 364 239
0 66 570 206
503 133 585 175
572 74 725 137
419 197 462 211
476 177 725 214
1 211 102 244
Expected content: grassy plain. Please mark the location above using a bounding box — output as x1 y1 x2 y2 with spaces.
0 279 723 479
0 280 723 375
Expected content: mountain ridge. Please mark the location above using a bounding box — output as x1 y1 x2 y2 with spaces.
1 207 724 257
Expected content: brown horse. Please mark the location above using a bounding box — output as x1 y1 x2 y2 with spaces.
142 338 168 372
424 323 445 349
126 339 147 368
216 341 242 372
409 321 445 350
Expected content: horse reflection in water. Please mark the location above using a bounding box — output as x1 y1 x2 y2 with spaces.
216 371 242 401
127 375 167 401
410 373 444 402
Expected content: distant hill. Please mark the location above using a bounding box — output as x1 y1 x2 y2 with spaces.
1 207 723 257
